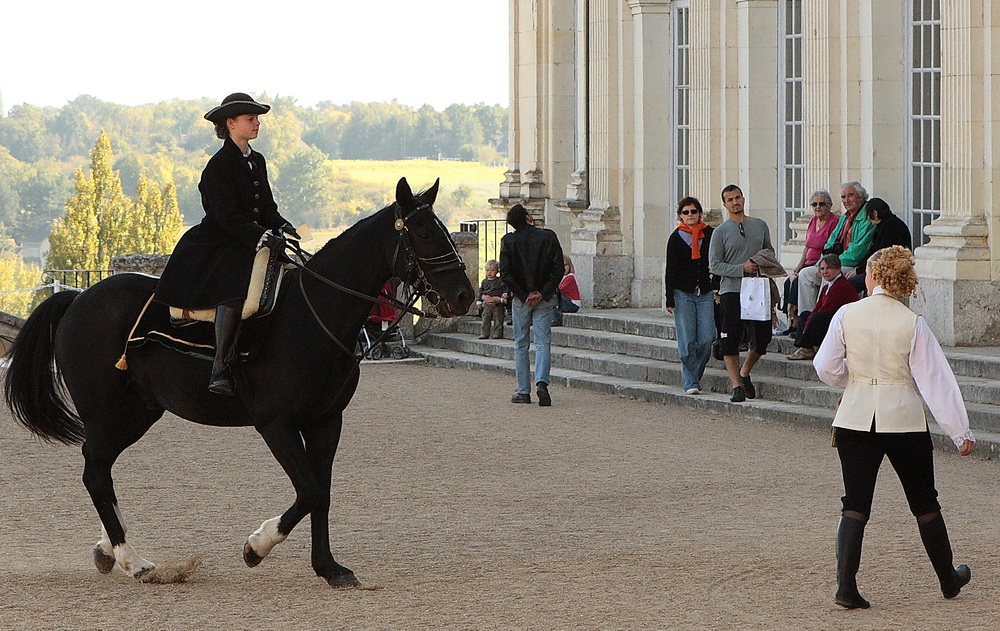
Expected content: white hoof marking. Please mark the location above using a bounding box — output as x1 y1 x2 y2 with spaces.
113 543 155 579
246 516 286 559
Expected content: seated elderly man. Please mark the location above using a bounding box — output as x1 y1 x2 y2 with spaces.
797 181 874 317
787 254 859 360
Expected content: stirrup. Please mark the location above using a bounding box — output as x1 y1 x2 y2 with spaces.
208 371 236 396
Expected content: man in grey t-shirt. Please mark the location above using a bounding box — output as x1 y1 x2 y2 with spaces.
708 184 774 402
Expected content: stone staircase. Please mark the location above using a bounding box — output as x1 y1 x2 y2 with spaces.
412 308 1000 458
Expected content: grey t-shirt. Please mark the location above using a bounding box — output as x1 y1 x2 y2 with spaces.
708 215 773 294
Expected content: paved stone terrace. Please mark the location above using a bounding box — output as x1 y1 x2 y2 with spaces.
413 307 1000 459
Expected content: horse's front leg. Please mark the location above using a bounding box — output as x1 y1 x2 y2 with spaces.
245 420 359 587
302 417 359 588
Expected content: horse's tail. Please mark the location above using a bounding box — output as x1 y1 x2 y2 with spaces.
3 289 85 445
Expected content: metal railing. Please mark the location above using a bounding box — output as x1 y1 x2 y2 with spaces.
43 269 114 291
459 219 511 283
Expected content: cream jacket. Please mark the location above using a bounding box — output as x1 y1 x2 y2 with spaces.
813 288 975 447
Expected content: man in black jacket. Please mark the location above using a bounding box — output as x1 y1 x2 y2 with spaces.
499 204 565 406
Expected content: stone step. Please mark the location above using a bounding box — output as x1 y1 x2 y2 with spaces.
413 346 1000 458
443 318 1000 408
555 309 1000 382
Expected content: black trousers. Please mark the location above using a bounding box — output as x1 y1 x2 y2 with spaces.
795 311 833 349
718 292 772 356
835 424 941 518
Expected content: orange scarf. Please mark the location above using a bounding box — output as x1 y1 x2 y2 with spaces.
677 221 709 259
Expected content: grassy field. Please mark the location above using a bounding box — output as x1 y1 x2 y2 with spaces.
322 159 506 234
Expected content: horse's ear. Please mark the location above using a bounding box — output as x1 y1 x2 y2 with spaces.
421 178 440 206
396 177 413 207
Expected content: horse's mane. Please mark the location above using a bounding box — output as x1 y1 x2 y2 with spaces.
309 203 396 262
309 183 436 263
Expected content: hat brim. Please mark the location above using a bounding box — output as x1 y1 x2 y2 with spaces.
204 100 271 123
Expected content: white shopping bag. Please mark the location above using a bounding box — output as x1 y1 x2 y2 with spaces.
740 276 771 321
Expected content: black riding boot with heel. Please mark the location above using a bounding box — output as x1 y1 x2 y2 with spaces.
835 515 871 609
209 302 242 396
917 512 971 599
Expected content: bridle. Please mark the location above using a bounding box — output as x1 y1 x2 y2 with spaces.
284 200 466 362
390 200 467 311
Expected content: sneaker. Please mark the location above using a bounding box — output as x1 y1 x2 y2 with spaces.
740 375 756 399
787 347 816 361
511 392 531 404
730 385 746 403
685 387 700 395
536 382 552 407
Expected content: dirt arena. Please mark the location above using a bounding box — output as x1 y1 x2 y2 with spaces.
1 361 998 630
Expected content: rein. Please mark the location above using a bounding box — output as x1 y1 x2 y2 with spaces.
284 200 465 364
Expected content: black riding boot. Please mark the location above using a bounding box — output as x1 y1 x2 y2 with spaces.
835 515 871 609
917 512 971 599
208 302 241 396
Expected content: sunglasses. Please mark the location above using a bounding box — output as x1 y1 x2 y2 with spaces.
739 222 746 237
810 202 828 207
679 209 701 215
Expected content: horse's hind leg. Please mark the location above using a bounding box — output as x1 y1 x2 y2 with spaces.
80 403 162 579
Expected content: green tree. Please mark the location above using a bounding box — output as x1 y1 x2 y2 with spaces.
0 104 50 162
274 146 335 228
47 168 100 269
47 130 130 269
152 181 183 253
126 170 161 253
0 254 45 319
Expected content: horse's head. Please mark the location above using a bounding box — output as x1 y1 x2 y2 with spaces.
392 177 474 317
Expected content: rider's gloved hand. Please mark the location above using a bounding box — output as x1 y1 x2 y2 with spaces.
279 222 301 240
256 229 286 252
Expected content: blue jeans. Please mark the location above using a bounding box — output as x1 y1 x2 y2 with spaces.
512 296 557 394
673 289 716 391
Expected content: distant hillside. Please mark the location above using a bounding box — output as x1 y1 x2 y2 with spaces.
0 96 508 244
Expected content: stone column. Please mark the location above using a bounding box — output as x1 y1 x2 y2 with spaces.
912 1 997 345
564 0 632 308
627 0 672 307
492 0 577 230
736 0 779 239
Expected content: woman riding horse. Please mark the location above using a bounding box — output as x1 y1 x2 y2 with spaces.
4 177 474 588
154 92 300 395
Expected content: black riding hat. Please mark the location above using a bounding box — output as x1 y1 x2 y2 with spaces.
204 93 271 123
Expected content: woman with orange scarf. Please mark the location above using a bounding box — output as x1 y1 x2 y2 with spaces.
665 197 719 394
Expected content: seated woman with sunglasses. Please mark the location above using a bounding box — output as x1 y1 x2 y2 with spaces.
665 197 719 395
784 190 839 331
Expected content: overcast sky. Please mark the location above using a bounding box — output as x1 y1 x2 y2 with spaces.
0 0 509 114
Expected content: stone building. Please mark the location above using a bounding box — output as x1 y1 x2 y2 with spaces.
491 0 999 345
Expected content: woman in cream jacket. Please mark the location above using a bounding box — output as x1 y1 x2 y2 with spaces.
814 245 975 609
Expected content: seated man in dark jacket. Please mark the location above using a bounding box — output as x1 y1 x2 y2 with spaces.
848 197 912 293
499 204 565 407
787 254 859 360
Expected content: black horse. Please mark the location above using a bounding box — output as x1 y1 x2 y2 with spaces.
3 177 473 587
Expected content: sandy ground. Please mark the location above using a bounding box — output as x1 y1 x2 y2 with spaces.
0 361 998 631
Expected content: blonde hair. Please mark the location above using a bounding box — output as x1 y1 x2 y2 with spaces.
563 255 574 274
867 245 918 297
485 259 499 271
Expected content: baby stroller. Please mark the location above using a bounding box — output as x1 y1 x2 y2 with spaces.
357 281 409 360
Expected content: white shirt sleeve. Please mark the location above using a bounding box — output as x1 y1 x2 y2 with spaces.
910 316 976 448
812 307 849 389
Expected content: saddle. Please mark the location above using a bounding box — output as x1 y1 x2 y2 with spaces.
169 246 294 323
116 248 292 369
